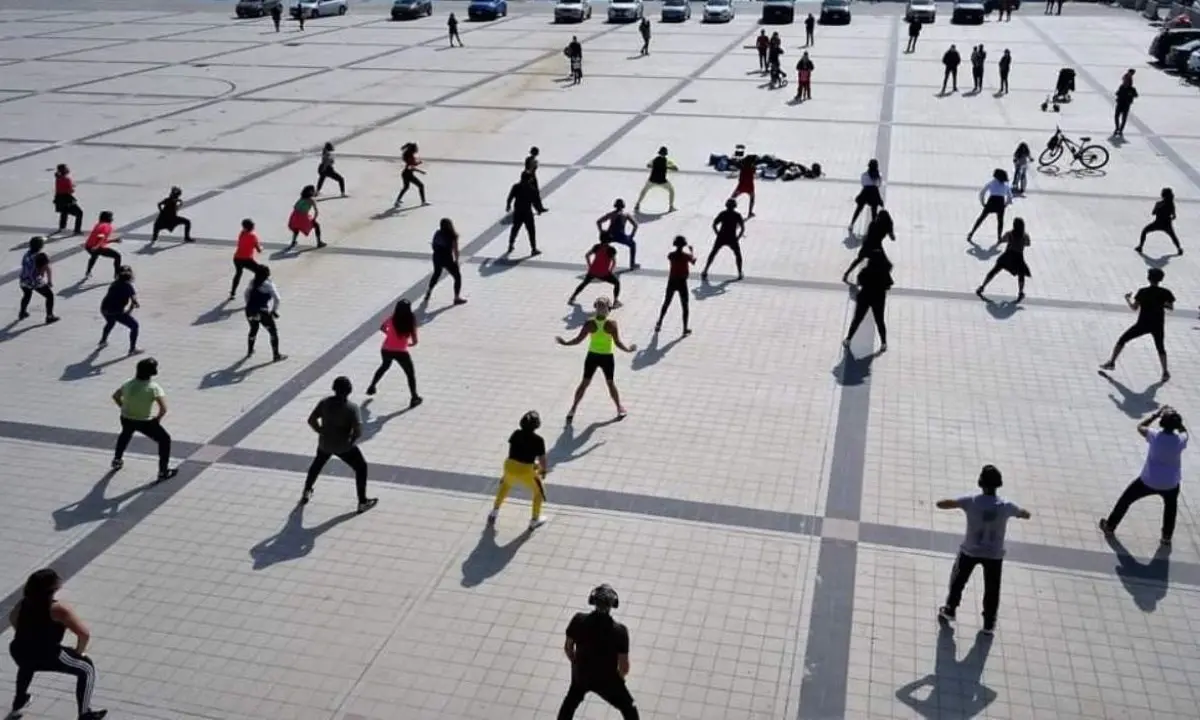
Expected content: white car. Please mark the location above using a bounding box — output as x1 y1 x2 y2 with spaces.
703 0 734 22
607 0 644 21
1189 46 1200 76
291 0 347 18
905 0 936 22
555 0 593 22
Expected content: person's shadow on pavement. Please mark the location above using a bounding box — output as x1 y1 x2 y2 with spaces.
895 623 997 719
249 505 358 570
548 418 620 469
460 524 533 587
1098 371 1163 419
52 470 156 531
1105 533 1171 612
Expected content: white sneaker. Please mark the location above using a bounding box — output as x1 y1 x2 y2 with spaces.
529 515 548 530
486 509 498 524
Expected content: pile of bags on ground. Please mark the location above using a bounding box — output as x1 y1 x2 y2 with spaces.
708 145 823 181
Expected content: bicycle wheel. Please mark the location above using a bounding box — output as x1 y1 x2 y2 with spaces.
1079 144 1110 170
1038 145 1063 167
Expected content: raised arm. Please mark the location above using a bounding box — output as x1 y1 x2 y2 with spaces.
1138 407 1166 438
935 498 961 510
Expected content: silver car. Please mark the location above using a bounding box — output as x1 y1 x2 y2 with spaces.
607 0 644 21
703 0 734 22
661 0 692 21
555 0 593 22
291 0 347 18
905 0 936 22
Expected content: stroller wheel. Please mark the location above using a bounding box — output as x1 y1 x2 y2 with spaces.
1053 103 1060 112
1040 102 1048 111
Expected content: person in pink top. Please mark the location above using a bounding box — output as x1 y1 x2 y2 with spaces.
365 299 422 407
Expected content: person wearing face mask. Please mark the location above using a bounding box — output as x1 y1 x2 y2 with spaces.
556 297 637 424
1100 406 1188 547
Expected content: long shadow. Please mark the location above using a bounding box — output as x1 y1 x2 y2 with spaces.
0 318 43 344
370 205 419 220
631 330 685 371
193 298 240 326
358 398 414 444
249 505 359 570
562 302 592 329
895 624 996 719
548 418 621 469
460 525 533 588
966 242 1000 261
1098 371 1162 418
693 277 736 301
633 209 671 223
268 244 319 262
1104 533 1171 612
56 278 105 300
983 298 1022 320
135 241 186 256
199 355 275 389
1138 251 1172 270
833 346 883 387
61 347 134 382
478 256 522 278
52 470 158 530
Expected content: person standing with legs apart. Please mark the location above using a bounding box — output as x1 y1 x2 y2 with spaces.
976 216 1031 302
315 142 346 197
597 200 640 270
1114 71 1137 137
756 30 769 71
842 248 892 352
656 236 694 335
302 377 378 513
18 236 58 324
110 357 178 480
998 49 1011 94
524 146 548 212
703 198 746 281
1100 406 1187 547
638 17 650 55
287 185 325 249
558 297 636 423
941 44 960 93
99 266 140 354
394 142 428 207
270 1 282 31
729 154 757 218
506 171 543 256
83 211 121 280
7 568 108 720
149 186 193 244
53 164 84 236
568 237 622 306
1011 142 1031 195
1137 188 1181 254
936 465 1031 635
842 209 894 283
488 411 549 529
244 265 285 362
366 299 422 407
448 12 463 46
1100 268 1174 382
905 16 921 53
634 146 677 214
848 159 884 232
804 12 815 46
230 218 262 299
424 218 467 306
557 584 639 720
967 169 1011 245
795 52 814 101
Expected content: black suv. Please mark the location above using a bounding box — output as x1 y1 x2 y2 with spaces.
236 0 283 17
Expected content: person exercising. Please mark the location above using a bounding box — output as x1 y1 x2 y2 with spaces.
556 584 639 720
556 297 636 424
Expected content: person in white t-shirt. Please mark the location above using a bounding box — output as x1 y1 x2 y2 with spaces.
1100 406 1188 547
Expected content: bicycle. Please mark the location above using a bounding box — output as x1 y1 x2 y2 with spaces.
1038 126 1110 170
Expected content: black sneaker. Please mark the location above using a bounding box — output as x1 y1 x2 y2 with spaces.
409 396 424 408
12 691 30 713
80 710 108 720
111 458 124 470
300 488 313 506
1098 518 1114 535
981 618 996 635
157 467 179 482
357 498 378 514
17 311 29 320
45 315 60 325
938 606 956 622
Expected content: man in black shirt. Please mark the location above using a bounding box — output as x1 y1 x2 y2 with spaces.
1114 76 1138 137
998 49 1011 95
941 44 960 94
506 171 543 256
447 12 463 47
702 198 745 281
905 17 921 53
638 18 650 56
1100 268 1175 382
557 584 638 720
804 13 815 46
488 410 549 528
634 146 676 213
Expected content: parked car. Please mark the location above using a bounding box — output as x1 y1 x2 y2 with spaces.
555 0 592 21
1188 46 1200 76
661 0 692 21
1149 28 1200 63
236 0 282 18
608 0 644 22
982 0 1020 12
703 0 734 22
291 0 347 18
951 0 985 23
762 0 797 23
1168 37 1200 71
818 0 851 24
391 0 431 19
468 0 507 19
905 0 936 22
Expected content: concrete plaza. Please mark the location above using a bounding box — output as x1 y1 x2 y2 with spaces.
1 0 1199 718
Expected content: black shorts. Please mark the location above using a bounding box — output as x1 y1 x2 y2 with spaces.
983 196 1007 213
53 194 78 213
1118 323 1165 354
856 186 882 208
153 216 183 232
582 352 615 381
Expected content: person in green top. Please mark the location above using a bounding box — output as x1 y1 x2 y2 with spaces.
110 357 178 481
556 297 637 423
287 185 324 250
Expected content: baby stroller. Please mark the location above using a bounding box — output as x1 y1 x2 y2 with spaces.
1053 68 1075 102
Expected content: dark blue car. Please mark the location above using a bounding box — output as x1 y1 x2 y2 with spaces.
469 0 508 19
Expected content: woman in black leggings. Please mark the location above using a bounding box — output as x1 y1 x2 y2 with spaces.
83 211 122 280
8 568 107 720
967 169 1012 245
315 142 346 197
366 299 422 406
848 159 883 232
424 218 466 306
394 142 427 208
657 236 694 335
843 247 892 353
842 209 894 283
244 265 285 362
149 186 192 243
1137 187 1181 255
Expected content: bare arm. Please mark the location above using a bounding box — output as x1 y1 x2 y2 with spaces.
596 213 608 232
617 654 630 678
627 214 639 236
935 499 961 510
1124 293 1137 311
111 388 123 408
1138 407 1166 438
452 236 460 264
563 637 576 662
608 321 637 353
52 603 91 655
557 323 591 346
736 216 745 240
153 395 168 422
8 602 18 630
410 323 419 347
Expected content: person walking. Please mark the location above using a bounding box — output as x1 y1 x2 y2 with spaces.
302 376 378 513
1137 188 1181 255
936 465 1031 635
598 199 640 270
487 410 549 530
795 52 814 101
568 236 622 306
1099 268 1174 382
842 209 894 283
1099 406 1188 547
905 16 921 53
975 217 1031 302
638 17 651 56
756 30 769 71
270 0 282 31
999 0 1013 20
524 146 547 211
1011 142 1031 195
110 356 178 480
230 218 262 299
634 146 677 213
1044 0 1054 13
297 4 305 29
394 142 428 207
998 49 1011 94
18 236 58 324
1114 73 1138 137
556 584 640 720
970 44 986 93
315 142 346 197
149 186 193 244
842 248 892 352
656 236 694 335
848 159 884 232
365 299 422 406
287 185 325 249
506 171 543 255
98 266 139 354
966 169 1012 245
448 12 463 47
83 211 122 280
702 198 746 281
244 265 285 362
7 568 108 720
729 154 758 218
804 12 815 46
567 36 583 84
941 44 961 94
557 296 636 423
767 33 785 88
423 218 467 306
53 164 84 236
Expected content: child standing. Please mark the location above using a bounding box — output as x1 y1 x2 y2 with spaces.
1012 143 1031 195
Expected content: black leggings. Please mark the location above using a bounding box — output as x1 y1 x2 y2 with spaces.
1114 105 1131 134
114 417 171 475
1105 477 1179 541
846 292 888 345
56 200 83 234
970 204 1006 242
85 247 121 278
151 216 191 242
1139 220 1181 252
247 312 280 356
305 446 369 503
101 311 139 349
397 170 426 204
657 277 689 329
944 552 1003 622
704 240 742 276
370 349 417 396
429 252 462 298
509 211 537 251
1115 322 1165 356
317 167 345 195
942 67 958 92
19 285 54 317
230 257 260 296
11 645 98 716
558 678 639 720
571 273 620 302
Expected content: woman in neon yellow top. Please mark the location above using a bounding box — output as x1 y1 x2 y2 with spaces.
555 296 636 423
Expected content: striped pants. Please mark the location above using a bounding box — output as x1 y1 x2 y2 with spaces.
10 644 97 715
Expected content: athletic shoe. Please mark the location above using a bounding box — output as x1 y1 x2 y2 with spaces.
12 690 30 713
17 311 29 320
486 509 498 524
300 488 313 505
531 249 542 257
80 710 108 720
1098 518 1113 535
365 385 377 396
653 324 661 333
316 241 327 249
1160 537 1172 547
357 498 379 514
616 407 627 420
453 298 467 305
273 354 287 363
45 316 60 325
529 515 548 530
1099 361 1115 371
157 468 179 482
111 458 123 470
409 396 424 408
938 606 956 622
981 619 996 635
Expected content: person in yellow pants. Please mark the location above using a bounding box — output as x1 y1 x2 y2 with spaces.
488 411 550 530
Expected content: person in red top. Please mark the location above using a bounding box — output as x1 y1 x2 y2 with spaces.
755 30 770 72
730 154 758 218
656 236 694 335
83 211 122 280
53 164 84 235
230 218 262 298
568 235 621 307
365 299 422 407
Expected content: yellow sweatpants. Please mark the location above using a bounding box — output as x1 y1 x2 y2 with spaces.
493 459 545 518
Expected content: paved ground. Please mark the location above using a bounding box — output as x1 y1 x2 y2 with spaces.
1 1 1200 718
